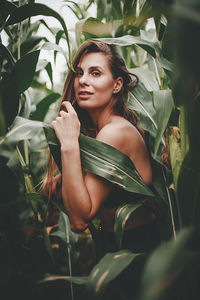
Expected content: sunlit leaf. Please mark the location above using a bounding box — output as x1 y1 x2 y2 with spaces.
140 227 198 300
5 3 71 64
97 35 161 58
44 126 154 196
31 93 60 121
0 117 44 145
86 250 143 298
42 42 68 63
114 202 142 248
41 274 89 285
153 89 174 157
130 67 160 91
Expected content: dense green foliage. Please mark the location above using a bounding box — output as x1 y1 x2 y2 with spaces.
0 0 200 299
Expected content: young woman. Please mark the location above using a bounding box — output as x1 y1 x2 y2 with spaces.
43 40 160 255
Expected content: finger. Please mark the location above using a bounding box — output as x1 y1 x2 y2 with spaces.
62 101 76 115
59 110 68 117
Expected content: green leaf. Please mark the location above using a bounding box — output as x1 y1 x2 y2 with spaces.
128 82 158 139
130 67 160 91
31 93 60 121
19 36 43 56
153 89 174 157
86 250 142 298
97 35 161 58
42 42 68 63
44 126 154 196
0 117 44 145
11 50 40 95
41 274 89 285
169 131 182 190
114 202 143 248
5 3 71 65
141 227 198 300
0 43 15 68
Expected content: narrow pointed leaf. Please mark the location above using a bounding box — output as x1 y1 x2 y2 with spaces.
42 274 89 285
0 117 44 145
31 93 60 121
5 3 71 64
114 202 143 248
153 89 174 157
130 67 159 91
128 82 158 138
42 42 68 62
86 250 142 297
44 126 154 196
97 35 161 58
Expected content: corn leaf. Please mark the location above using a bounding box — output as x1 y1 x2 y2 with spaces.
114 202 143 248
5 3 71 65
86 250 143 298
44 126 154 196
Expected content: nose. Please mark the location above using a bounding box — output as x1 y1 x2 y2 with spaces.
78 73 89 86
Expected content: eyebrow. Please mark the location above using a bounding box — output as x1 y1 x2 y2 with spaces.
76 65 103 71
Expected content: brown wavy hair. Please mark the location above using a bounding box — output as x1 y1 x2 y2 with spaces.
42 40 143 195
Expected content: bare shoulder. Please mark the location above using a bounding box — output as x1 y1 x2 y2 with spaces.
96 116 152 185
96 117 145 157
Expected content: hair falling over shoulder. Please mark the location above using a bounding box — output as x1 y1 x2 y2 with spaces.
41 40 144 195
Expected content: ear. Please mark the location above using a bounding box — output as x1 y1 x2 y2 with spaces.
113 77 123 94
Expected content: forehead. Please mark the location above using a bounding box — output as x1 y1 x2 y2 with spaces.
78 52 110 70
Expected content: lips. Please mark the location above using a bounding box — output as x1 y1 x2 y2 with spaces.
79 91 93 95
78 91 93 100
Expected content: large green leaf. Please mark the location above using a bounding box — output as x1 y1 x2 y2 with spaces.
130 67 160 91
85 250 142 298
44 126 154 196
0 116 44 145
114 202 142 248
0 50 40 128
153 89 174 157
5 3 71 64
97 35 161 58
31 93 60 122
140 227 199 300
128 82 158 140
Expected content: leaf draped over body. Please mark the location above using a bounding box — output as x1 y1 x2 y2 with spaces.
44 126 154 197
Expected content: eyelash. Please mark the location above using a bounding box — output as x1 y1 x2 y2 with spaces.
75 70 101 77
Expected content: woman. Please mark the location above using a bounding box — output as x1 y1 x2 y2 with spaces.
43 40 160 255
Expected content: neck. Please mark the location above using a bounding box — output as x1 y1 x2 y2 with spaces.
88 104 116 133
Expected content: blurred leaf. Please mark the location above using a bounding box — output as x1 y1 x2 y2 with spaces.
169 129 182 189
44 126 154 196
128 82 157 140
153 89 174 157
123 0 137 28
86 250 142 298
45 62 53 87
98 35 161 58
130 67 160 91
5 3 71 64
0 116 44 145
31 93 60 121
19 36 43 56
36 59 49 72
42 42 68 63
0 43 15 68
77 17 112 39
42 274 89 284
114 202 142 248
140 227 198 300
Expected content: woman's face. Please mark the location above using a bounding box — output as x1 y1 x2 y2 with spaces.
73 52 121 112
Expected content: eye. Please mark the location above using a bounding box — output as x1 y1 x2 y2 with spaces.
91 70 101 77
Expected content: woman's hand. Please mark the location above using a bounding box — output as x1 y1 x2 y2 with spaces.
52 101 80 151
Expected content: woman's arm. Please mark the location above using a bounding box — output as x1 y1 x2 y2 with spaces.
52 102 112 232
